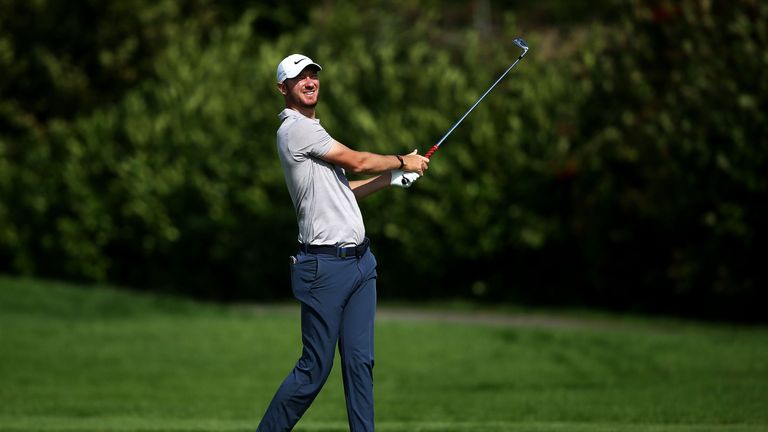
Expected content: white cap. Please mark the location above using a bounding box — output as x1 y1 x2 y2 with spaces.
276 54 322 84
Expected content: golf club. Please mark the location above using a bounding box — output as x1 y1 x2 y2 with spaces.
423 37 529 160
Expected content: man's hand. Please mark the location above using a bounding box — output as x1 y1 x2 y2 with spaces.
390 170 420 188
401 149 430 176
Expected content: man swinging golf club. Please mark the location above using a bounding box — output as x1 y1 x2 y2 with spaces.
255 54 429 432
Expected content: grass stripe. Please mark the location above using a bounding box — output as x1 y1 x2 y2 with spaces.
0 417 764 432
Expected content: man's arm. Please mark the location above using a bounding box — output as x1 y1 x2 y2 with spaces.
322 140 429 175
348 174 392 200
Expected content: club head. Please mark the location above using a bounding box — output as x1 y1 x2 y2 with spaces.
513 38 529 57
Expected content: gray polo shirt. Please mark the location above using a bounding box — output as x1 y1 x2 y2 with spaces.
276 108 365 247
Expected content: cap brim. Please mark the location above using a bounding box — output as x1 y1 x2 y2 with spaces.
286 62 322 80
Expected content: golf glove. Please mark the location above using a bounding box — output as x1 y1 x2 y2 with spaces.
390 170 420 188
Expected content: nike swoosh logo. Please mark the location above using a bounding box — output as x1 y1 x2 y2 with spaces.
294 58 306 65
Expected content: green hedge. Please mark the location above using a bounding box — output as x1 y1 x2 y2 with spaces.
1 1 765 319
564 0 767 317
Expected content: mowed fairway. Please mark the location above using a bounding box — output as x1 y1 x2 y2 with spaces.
1 277 767 432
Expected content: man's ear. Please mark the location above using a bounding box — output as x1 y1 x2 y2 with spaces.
277 82 287 95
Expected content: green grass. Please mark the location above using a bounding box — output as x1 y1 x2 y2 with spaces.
1 276 767 431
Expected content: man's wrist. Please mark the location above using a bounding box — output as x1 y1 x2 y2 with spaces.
395 155 404 170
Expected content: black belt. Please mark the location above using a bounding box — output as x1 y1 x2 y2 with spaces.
300 237 370 258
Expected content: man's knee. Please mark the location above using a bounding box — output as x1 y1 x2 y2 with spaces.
295 353 335 392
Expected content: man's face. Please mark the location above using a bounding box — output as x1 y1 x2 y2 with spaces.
280 66 320 109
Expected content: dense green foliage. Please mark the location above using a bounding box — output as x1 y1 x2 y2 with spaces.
564 0 768 317
0 0 310 131
1 1 765 319
2 277 767 430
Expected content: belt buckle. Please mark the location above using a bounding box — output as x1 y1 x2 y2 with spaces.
339 248 348 258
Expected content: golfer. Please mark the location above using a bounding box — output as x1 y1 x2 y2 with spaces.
255 54 429 431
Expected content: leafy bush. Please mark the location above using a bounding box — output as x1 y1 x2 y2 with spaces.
565 0 768 317
1 1 765 319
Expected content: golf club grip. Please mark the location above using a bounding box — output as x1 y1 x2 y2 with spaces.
424 145 440 159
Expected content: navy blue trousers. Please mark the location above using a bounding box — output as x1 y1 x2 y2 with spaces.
256 248 377 432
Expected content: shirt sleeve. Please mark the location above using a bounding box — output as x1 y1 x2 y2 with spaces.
289 118 333 161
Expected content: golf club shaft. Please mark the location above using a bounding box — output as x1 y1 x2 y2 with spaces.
424 53 527 160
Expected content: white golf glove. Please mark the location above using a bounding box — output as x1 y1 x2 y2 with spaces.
390 170 420 188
